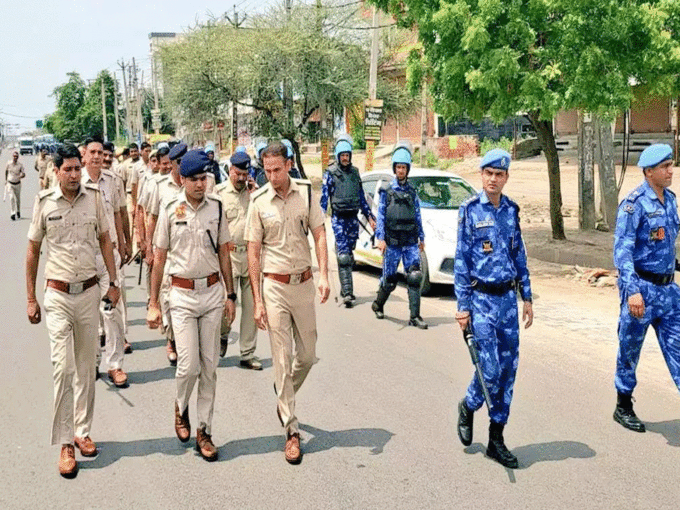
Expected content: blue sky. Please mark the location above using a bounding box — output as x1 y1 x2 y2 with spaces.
0 0 277 134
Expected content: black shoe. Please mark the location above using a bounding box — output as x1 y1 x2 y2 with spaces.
10 214 15 221
409 316 428 329
486 422 518 468
457 400 473 446
343 295 353 308
240 357 263 370
16 212 20 219
613 393 646 432
219 335 228 357
371 301 384 319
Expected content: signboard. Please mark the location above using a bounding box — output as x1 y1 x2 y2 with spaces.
35 120 43 129
151 109 162 131
364 99 384 141
203 121 213 131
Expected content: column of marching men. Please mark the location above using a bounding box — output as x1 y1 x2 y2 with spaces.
22 135 680 479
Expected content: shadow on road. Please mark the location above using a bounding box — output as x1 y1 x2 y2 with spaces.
129 338 165 351
216 423 394 462
127 318 148 327
218 356 273 370
645 419 680 446
80 437 191 470
126 301 148 309
464 440 596 469
127 366 176 384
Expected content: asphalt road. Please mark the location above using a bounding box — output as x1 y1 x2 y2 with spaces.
2 152 680 509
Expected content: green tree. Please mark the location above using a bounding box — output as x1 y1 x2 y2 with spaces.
371 0 680 239
44 72 87 141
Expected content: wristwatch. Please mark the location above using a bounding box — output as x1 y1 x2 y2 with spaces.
227 293 237 302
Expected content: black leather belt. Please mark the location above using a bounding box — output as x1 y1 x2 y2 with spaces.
472 280 516 295
636 268 674 285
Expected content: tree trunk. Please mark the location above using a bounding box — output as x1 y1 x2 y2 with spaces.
528 111 566 240
288 137 306 179
577 111 596 230
594 115 618 231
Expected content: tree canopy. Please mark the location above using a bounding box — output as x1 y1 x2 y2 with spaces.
371 0 680 239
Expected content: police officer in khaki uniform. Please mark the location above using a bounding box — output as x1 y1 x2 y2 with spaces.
26 144 120 478
147 149 236 461
147 144 184 365
35 147 51 189
245 141 330 464
215 151 261 367
81 137 128 387
5 150 25 220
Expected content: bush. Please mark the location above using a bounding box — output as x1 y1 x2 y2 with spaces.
425 150 438 167
479 136 513 155
349 116 366 150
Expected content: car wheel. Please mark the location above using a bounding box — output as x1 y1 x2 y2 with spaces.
419 252 431 296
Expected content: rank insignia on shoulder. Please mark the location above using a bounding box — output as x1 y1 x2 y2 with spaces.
175 204 186 219
624 204 635 214
482 240 494 253
650 227 665 241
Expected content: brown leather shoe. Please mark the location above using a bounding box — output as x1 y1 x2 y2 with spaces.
284 433 302 464
167 340 178 366
174 402 191 443
196 427 218 461
59 445 77 478
74 436 98 457
240 357 263 370
108 368 128 388
124 339 133 354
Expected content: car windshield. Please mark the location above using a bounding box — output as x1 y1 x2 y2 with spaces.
410 176 475 209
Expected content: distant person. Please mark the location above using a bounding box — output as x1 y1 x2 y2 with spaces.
35 147 51 189
5 150 25 220
612 144 680 434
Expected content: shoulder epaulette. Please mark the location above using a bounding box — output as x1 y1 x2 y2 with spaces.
38 188 55 200
461 194 480 208
214 181 229 193
206 193 222 202
102 169 115 180
293 178 312 187
251 184 270 201
624 187 644 203
165 196 180 210
505 196 520 212
667 188 676 197
83 183 100 193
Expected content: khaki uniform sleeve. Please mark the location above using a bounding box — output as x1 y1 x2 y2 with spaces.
244 200 263 243
27 196 44 242
154 204 170 250
148 181 161 216
308 190 325 231
95 191 110 236
217 201 231 246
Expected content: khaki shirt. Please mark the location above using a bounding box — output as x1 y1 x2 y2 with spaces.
244 179 324 274
28 184 108 282
215 178 249 247
36 156 50 179
125 158 144 192
154 190 230 279
81 168 121 247
148 173 182 217
5 161 25 184
44 161 56 189
137 169 155 209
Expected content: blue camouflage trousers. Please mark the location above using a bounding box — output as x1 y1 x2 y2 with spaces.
381 244 420 285
332 215 360 255
465 289 519 424
616 281 680 395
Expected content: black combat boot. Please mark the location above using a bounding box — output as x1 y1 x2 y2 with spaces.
338 264 354 308
457 399 473 446
372 286 390 319
407 285 428 329
486 421 518 468
613 393 646 432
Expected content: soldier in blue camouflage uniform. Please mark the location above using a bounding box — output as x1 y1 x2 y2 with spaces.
613 143 680 434
251 142 267 186
253 140 301 185
320 135 376 307
454 148 533 469
371 142 428 329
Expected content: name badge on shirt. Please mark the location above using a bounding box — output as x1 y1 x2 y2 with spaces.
47 216 62 221
475 220 494 229
482 240 494 253
650 227 665 241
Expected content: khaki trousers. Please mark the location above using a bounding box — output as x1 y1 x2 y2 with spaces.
170 282 224 433
96 250 125 370
263 277 317 436
44 285 99 445
160 272 174 341
126 192 137 254
8 181 20 216
220 250 257 360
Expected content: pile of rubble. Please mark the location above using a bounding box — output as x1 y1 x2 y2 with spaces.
571 266 618 288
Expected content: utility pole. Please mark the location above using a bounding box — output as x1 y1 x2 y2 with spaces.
316 0 330 170
132 58 144 140
365 7 381 172
232 5 240 151
283 0 294 136
113 77 120 141
151 50 160 136
119 60 133 140
101 75 108 142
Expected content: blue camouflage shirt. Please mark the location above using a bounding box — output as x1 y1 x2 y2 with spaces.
454 191 532 311
375 177 425 242
320 165 374 219
614 179 679 298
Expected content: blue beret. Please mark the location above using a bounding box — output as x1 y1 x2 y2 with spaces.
638 144 672 169
230 151 251 167
169 142 188 161
480 148 511 171
179 150 211 177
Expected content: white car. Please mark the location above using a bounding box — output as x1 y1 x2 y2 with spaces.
354 168 477 294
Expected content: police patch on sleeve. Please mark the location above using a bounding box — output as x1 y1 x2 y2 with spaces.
624 204 635 214
482 240 494 253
